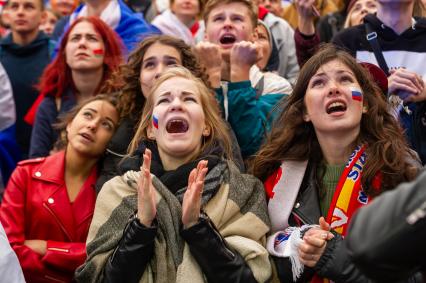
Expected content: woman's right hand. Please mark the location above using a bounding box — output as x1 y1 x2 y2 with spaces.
298 217 334 267
137 149 157 227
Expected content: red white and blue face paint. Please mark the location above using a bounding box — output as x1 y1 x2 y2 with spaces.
93 48 104 57
152 115 159 129
350 87 363 102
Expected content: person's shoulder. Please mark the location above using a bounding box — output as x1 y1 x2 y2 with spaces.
264 12 292 29
334 24 365 39
118 0 147 22
17 157 46 167
117 3 159 35
332 24 365 51
414 17 426 28
37 96 58 113
0 33 12 44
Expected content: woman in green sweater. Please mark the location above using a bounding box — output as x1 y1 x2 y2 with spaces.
250 45 421 283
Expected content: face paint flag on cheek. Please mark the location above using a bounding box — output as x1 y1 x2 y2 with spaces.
93 48 104 57
152 115 159 129
350 87 363 102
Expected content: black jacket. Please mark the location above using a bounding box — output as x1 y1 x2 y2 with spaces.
100 142 257 283
29 90 76 158
272 163 423 283
102 214 257 283
347 170 426 282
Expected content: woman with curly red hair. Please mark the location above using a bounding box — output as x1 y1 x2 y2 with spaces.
28 16 123 158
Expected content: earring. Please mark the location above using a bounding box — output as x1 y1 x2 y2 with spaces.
202 127 210 136
147 132 155 140
362 106 368 113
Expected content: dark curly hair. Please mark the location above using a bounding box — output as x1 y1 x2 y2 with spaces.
105 35 209 119
250 44 419 196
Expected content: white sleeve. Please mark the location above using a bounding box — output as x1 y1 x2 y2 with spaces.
0 222 26 283
0 63 15 132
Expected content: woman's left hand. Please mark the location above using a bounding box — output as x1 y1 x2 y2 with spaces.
182 160 208 229
24 239 47 256
298 217 334 267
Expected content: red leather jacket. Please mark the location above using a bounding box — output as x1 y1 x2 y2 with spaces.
0 151 97 283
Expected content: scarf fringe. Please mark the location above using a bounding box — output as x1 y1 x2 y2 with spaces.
266 225 317 281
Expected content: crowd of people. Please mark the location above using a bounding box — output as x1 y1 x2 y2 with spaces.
0 0 425 282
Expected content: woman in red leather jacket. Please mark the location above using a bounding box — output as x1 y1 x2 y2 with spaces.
0 94 120 283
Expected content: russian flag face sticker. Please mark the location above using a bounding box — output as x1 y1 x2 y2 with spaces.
152 115 158 129
93 48 104 57
350 87 363 102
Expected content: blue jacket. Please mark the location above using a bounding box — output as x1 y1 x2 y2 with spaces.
29 92 76 158
215 81 285 158
0 61 20 188
0 125 21 191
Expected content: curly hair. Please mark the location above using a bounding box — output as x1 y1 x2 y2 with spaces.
250 45 419 196
106 35 210 119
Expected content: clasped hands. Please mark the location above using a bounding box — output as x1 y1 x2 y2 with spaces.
137 149 208 229
298 217 334 267
388 68 426 103
195 40 262 86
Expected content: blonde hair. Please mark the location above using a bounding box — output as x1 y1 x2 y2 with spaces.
343 0 378 28
128 67 232 161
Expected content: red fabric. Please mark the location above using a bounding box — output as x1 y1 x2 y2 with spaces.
0 151 97 283
190 21 200 36
360 62 388 94
258 5 269 20
264 168 279 200
294 28 321 68
24 93 45 125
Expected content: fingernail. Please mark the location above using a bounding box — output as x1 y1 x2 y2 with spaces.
321 233 328 239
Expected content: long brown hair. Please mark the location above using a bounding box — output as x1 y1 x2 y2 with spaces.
54 94 121 150
129 67 232 161
106 35 209 119
250 45 418 195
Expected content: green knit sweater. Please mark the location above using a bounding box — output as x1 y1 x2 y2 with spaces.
320 164 345 217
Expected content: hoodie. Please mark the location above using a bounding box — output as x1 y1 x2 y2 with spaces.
333 14 426 164
0 31 50 157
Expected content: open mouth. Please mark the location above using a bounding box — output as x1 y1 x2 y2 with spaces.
166 119 189 133
326 101 347 114
220 34 236 45
80 133 94 142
